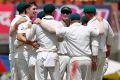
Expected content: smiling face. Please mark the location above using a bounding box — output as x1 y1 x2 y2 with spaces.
27 4 37 19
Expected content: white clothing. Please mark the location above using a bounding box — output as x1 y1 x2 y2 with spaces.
14 15 32 61
55 22 99 80
9 15 22 60
87 17 114 80
87 17 114 52
9 15 23 80
13 58 31 80
35 57 60 80
13 15 32 80
68 57 91 80
99 19 114 51
26 24 58 66
57 21 68 54
59 56 70 79
56 22 99 57
57 21 71 80
26 15 60 80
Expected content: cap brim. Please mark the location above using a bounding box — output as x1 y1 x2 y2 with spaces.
61 9 71 13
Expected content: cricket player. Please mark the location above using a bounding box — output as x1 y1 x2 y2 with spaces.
58 6 72 80
26 10 45 80
28 4 60 80
9 2 30 80
14 2 38 80
38 13 104 80
83 5 114 80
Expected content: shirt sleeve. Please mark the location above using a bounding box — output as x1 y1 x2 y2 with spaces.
88 26 99 56
17 23 26 33
55 26 67 37
9 26 15 35
91 43 98 56
106 23 114 45
89 26 99 36
17 21 30 33
26 24 36 40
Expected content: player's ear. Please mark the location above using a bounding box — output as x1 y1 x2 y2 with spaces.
25 8 30 14
52 10 56 17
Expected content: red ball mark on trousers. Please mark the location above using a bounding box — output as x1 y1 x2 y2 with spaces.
70 61 79 80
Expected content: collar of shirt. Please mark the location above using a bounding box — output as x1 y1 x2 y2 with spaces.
61 21 67 27
15 15 22 18
43 15 54 20
87 16 97 25
70 22 82 27
23 15 32 22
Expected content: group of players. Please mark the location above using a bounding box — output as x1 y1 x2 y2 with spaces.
9 1 114 80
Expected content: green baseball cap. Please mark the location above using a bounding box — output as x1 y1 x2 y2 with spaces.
81 16 88 23
43 4 56 14
61 6 72 14
83 5 96 13
37 11 45 19
70 13 80 21
17 2 29 12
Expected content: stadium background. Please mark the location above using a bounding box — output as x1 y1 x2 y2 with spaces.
0 0 120 80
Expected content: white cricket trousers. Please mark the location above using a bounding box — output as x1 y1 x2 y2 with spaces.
13 58 32 80
9 53 15 80
35 51 60 80
28 52 37 80
9 59 15 80
91 50 106 80
59 55 70 80
68 57 91 80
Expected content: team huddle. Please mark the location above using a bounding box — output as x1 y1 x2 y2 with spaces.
9 1 114 80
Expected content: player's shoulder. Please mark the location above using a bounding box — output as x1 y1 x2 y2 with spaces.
103 19 109 24
86 25 97 31
33 24 43 30
11 15 22 25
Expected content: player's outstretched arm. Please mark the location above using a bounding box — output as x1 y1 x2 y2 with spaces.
34 18 56 33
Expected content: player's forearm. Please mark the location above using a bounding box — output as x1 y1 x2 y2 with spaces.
17 33 36 46
9 27 16 36
106 44 111 57
40 20 56 33
91 55 97 62
17 33 28 43
107 44 111 52
91 55 97 71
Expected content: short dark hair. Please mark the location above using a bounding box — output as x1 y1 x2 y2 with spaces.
43 4 56 14
29 2 37 7
25 2 37 9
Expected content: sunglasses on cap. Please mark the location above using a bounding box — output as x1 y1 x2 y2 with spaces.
61 11 71 14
